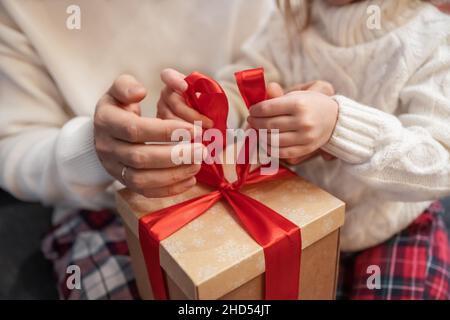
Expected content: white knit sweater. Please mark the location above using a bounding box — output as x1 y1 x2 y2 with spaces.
218 0 450 251
1 0 449 252
0 0 273 220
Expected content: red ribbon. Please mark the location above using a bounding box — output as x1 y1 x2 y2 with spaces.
139 68 302 300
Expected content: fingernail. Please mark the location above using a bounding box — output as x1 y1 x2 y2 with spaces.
128 86 145 97
179 81 188 92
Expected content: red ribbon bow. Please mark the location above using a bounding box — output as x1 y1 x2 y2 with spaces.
139 68 302 300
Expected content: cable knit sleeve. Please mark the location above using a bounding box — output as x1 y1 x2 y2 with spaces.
0 5 114 209
322 42 450 202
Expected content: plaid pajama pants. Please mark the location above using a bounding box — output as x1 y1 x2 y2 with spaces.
337 201 450 300
42 202 450 300
42 210 139 300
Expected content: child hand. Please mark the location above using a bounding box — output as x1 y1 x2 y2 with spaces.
248 88 339 161
157 68 214 128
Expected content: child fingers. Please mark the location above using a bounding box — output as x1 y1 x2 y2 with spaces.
267 131 312 147
286 81 316 92
306 80 335 96
267 82 284 99
247 115 298 131
249 98 296 117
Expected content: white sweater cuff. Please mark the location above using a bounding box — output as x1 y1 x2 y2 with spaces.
322 95 389 164
56 116 113 186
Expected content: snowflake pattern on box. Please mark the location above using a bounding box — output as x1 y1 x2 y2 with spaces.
280 206 308 226
185 219 204 232
196 265 218 282
162 238 186 258
214 239 252 263
213 225 226 236
208 205 221 216
192 237 206 248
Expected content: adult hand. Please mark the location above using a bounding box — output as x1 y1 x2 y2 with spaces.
94 74 204 197
157 68 214 128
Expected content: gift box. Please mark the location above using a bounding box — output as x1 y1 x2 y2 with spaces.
115 68 345 300
117 165 344 300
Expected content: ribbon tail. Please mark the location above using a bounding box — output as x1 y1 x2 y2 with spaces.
222 190 301 299
139 224 166 299
139 191 222 299
234 68 267 183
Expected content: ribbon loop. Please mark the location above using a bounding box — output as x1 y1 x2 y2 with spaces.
235 67 267 108
184 72 229 140
139 68 302 300
234 68 268 185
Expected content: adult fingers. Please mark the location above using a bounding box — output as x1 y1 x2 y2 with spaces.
160 68 188 93
161 87 214 128
108 74 147 105
287 80 335 96
139 177 197 198
112 140 205 169
122 102 141 116
123 163 201 190
95 103 196 142
156 99 184 121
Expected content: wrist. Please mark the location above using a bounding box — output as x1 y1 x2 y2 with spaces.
322 95 388 164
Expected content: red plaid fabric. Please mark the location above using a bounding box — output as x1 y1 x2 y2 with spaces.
42 202 449 300
42 209 139 300
337 201 450 300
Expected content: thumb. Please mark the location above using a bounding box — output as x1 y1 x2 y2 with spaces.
267 82 284 99
108 74 147 105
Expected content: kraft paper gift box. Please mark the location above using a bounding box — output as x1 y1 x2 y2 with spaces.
116 161 345 300
116 68 345 300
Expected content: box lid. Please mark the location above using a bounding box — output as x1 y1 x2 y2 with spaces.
116 165 345 299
